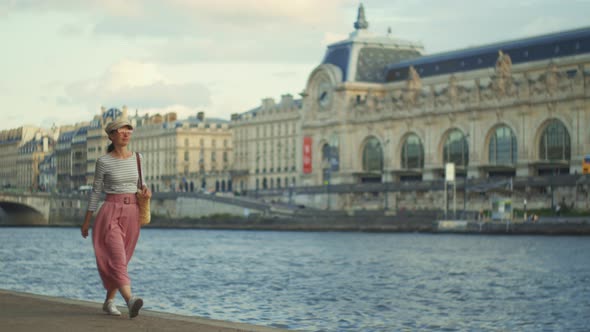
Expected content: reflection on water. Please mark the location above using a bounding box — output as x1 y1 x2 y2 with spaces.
1 227 589 331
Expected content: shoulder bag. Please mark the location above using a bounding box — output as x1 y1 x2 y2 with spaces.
135 152 151 226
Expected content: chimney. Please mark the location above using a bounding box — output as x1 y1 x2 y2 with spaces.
262 98 275 110
122 105 128 119
197 112 205 121
280 94 294 107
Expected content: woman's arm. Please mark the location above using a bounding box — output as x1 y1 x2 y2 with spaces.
81 210 93 238
81 158 104 238
87 158 105 212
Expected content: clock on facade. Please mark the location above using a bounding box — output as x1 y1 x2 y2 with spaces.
316 77 333 109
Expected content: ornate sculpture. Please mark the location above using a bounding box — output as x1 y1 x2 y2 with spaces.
404 66 422 106
354 4 369 30
545 63 559 95
496 50 512 78
492 50 514 98
448 75 458 105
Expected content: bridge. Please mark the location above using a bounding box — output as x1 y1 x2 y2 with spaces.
0 193 53 225
2 174 588 226
0 192 272 226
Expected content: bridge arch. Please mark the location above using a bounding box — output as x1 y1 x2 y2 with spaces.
0 201 47 225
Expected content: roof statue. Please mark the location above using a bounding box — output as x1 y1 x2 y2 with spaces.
354 4 369 30
495 50 512 78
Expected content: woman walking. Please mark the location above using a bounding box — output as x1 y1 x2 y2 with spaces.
81 119 151 318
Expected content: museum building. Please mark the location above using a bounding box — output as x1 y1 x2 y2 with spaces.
298 5 590 187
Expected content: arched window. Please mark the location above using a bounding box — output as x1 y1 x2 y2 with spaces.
489 126 517 165
443 129 469 166
539 120 570 161
401 134 424 169
362 137 383 172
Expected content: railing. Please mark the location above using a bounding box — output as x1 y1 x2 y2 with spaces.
245 174 585 197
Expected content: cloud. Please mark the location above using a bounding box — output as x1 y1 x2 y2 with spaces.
5 0 348 35
2 0 353 64
145 34 325 64
167 0 347 26
64 60 211 110
0 0 144 17
67 79 211 109
58 22 87 37
101 60 164 90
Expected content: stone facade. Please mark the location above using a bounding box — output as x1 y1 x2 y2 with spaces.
70 126 88 190
0 126 40 189
231 95 301 193
16 133 55 190
127 112 233 193
297 8 590 188
38 152 57 192
300 54 589 186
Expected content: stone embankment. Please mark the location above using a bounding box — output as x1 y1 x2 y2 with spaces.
0 289 290 332
143 213 590 235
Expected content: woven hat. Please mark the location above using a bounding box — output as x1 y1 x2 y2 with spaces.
104 119 133 134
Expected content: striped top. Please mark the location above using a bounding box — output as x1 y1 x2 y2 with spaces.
87 153 146 211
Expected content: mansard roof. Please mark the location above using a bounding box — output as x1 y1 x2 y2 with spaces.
18 136 55 153
152 117 230 130
74 126 88 136
385 26 590 82
89 119 102 129
58 130 76 143
320 4 423 83
234 99 302 120
102 107 122 120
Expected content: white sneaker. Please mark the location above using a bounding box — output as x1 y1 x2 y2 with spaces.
127 296 143 318
102 299 121 316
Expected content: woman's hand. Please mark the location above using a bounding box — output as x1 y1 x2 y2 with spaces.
142 185 152 199
81 220 90 238
81 211 93 239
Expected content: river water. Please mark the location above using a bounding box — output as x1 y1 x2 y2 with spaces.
1 227 589 331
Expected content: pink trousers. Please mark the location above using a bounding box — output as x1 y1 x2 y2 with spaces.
92 193 141 291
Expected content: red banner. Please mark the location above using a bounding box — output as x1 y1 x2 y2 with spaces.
303 136 312 174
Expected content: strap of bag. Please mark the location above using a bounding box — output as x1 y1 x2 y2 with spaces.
135 152 143 190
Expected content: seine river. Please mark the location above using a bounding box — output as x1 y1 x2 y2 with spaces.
1 227 589 331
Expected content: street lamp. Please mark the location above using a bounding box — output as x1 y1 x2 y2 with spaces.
383 138 390 211
464 175 468 216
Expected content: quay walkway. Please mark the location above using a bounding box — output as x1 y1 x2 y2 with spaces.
0 289 291 332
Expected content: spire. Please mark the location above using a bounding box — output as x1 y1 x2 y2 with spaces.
354 3 369 30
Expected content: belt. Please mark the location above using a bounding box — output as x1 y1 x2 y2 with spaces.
105 194 137 204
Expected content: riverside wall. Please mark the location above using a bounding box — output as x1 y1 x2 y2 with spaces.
1 185 589 235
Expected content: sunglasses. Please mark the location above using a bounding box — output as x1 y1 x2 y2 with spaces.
112 128 134 135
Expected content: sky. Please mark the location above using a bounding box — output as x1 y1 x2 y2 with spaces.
0 0 589 131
